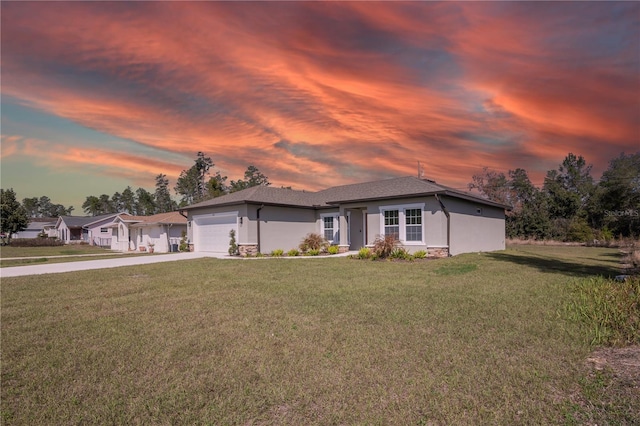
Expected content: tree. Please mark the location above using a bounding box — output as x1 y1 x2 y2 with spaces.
594 152 640 237
22 197 40 217
135 188 156 216
468 167 511 205
82 196 101 216
98 194 113 214
1 188 29 243
229 165 270 193
543 153 594 220
23 196 72 218
111 191 123 213
154 174 175 213
205 172 228 199
120 187 136 215
175 152 215 205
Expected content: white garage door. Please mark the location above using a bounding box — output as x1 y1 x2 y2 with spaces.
193 213 238 252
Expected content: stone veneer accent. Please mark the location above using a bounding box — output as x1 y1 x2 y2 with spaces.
188 243 194 252
239 244 259 257
428 247 449 258
338 245 350 253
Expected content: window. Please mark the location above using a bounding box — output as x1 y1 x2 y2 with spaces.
384 210 400 238
405 208 422 241
321 213 340 243
100 227 109 233
380 203 424 244
323 216 334 241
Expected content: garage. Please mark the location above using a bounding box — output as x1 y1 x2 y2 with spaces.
192 213 238 252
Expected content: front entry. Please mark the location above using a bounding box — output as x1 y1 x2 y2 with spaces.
347 208 365 250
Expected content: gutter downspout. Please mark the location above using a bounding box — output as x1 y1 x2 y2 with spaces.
435 194 451 257
256 204 265 253
178 210 188 219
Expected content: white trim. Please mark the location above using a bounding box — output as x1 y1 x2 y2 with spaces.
320 212 340 244
379 203 425 245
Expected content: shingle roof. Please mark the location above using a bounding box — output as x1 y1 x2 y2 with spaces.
58 213 121 228
181 177 510 211
182 186 324 210
126 212 187 225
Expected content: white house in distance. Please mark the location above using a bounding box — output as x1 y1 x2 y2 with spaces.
181 176 509 256
109 212 187 253
13 218 57 239
56 213 124 245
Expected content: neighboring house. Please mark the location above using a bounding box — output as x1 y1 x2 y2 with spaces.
56 213 125 245
110 212 187 253
181 176 509 256
85 213 132 247
13 218 58 239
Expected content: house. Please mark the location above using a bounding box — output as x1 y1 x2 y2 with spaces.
109 212 187 253
56 213 125 245
13 218 57 239
180 176 509 256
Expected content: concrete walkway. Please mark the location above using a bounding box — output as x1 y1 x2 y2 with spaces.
0 251 356 278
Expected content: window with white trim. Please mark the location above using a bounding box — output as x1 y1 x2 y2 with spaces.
384 210 400 239
100 227 109 233
380 203 425 244
323 216 334 241
321 213 340 244
405 208 422 241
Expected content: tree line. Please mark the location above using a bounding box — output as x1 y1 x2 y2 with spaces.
469 152 639 241
80 152 270 216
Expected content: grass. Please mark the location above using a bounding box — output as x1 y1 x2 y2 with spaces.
1 246 636 425
0 245 112 258
0 245 152 268
0 254 151 268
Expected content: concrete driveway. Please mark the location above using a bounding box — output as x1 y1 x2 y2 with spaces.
0 252 225 278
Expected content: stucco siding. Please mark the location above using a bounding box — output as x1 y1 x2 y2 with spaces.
445 197 505 255
258 205 317 253
361 196 448 252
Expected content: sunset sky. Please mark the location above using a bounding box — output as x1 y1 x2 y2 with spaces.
1 1 638 212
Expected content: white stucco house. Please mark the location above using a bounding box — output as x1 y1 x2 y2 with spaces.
109 212 187 253
180 176 509 256
56 213 126 245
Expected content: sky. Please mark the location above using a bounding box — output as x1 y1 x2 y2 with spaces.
1 1 638 213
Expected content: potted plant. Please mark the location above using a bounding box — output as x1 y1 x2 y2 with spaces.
148 241 155 253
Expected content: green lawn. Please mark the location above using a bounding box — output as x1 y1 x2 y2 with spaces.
0 245 113 258
1 246 636 425
0 245 153 268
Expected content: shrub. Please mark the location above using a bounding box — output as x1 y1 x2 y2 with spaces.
9 238 64 247
255 252 264 258
228 229 238 255
357 247 372 259
390 247 411 260
299 233 328 253
372 234 398 259
566 277 640 346
413 250 427 259
305 249 320 256
287 249 300 257
179 231 189 252
327 245 340 255
271 249 284 257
